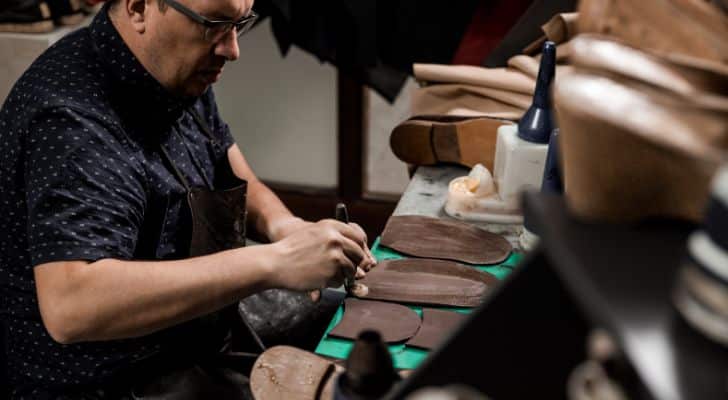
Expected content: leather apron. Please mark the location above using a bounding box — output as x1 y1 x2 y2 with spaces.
129 108 261 399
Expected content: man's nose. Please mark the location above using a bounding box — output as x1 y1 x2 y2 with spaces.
215 29 240 61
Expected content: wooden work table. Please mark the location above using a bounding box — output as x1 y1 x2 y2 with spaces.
314 165 524 368
392 165 523 250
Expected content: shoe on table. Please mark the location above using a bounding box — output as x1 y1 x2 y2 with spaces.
390 115 514 171
0 0 54 33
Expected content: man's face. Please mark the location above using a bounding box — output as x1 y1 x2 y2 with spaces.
142 0 253 97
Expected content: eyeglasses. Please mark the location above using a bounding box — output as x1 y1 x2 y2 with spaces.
162 0 259 42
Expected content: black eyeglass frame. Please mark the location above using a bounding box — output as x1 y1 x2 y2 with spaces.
162 0 259 40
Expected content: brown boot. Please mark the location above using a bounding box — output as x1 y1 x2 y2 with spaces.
390 115 514 170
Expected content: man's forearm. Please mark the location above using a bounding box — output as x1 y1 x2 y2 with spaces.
226 144 305 242
34 244 278 344
246 178 304 242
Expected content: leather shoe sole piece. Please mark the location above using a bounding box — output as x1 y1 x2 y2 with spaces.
390 116 513 170
251 345 343 400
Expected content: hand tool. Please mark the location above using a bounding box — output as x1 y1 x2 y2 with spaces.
336 203 356 293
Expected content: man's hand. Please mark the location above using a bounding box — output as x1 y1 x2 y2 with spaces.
269 216 377 272
267 216 312 242
346 221 377 272
267 219 375 291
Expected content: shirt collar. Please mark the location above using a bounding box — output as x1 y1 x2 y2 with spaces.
89 3 196 120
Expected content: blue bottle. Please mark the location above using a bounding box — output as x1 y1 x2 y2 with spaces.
517 41 556 144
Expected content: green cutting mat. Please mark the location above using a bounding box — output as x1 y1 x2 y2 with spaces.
314 237 522 369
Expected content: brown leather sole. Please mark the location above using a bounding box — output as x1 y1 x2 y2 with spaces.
389 116 513 170
380 215 512 265
355 259 499 307
251 346 342 400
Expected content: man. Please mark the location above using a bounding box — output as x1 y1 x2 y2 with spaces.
0 0 375 397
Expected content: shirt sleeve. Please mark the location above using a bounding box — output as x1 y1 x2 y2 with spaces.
24 106 148 266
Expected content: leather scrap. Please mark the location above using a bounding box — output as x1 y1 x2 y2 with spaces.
329 299 421 343
507 54 574 81
380 215 512 265
413 64 535 94
355 259 498 307
250 345 343 400
412 85 526 121
406 309 467 350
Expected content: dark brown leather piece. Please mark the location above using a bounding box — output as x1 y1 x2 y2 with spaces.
188 184 247 258
329 299 421 343
431 123 461 162
406 309 466 350
355 259 498 307
250 346 341 400
380 215 512 265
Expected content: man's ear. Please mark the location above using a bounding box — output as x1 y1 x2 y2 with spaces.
124 0 148 33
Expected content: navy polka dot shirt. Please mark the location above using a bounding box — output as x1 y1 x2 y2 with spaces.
0 5 236 397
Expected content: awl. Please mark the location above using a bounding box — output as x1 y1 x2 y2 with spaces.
335 203 356 293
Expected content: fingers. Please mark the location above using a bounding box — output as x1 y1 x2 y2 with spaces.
348 223 377 269
313 219 376 288
362 244 376 271
347 222 369 246
325 220 376 269
327 220 367 249
339 236 367 269
325 252 355 288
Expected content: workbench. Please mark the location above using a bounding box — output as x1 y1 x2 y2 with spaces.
314 165 525 368
385 193 728 400
390 165 524 249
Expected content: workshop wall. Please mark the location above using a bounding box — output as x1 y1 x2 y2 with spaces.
215 19 339 189
364 80 414 199
0 17 410 199
0 16 92 104
216 19 410 198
